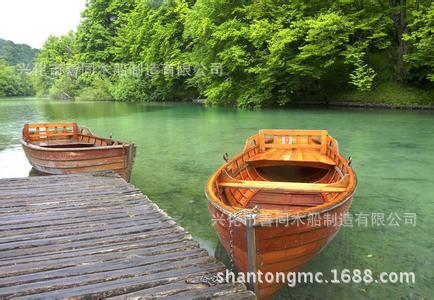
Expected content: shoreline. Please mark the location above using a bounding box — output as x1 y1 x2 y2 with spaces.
289 101 434 111
192 99 434 111
2 96 433 111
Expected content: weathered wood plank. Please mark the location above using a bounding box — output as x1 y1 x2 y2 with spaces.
0 201 156 221
0 256 217 297
0 204 158 225
0 224 184 258
1 240 199 269
0 216 170 244
163 283 248 299
0 249 208 285
0 210 162 232
14 264 226 299
0 192 144 206
108 280 248 299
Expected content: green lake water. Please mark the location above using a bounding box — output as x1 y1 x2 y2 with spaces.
0 97 432 299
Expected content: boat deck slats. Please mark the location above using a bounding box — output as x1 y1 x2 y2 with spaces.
0 172 254 299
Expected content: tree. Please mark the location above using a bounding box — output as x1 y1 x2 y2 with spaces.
31 32 77 97
184 0 391 107
75 0 136 63
0 38 38 66
403 2 434 83
112 0 193 101
0 60 33 97
29 0 433 105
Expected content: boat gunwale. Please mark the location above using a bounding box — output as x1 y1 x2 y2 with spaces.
21 139 133 152
205 131 358 226
205 185 357 226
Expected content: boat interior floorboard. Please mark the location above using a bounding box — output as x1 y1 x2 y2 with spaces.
246 190 325 210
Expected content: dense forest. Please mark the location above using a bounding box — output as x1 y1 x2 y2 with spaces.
0 38 39 66
0 38 38 97
29 0 434 106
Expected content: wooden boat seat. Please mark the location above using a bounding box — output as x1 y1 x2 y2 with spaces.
246 149 336 169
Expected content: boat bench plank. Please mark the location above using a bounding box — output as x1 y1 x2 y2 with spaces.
246 148 336 168
220 181 346 193
37 142 95 148
0 173 255 299
220 173 349 193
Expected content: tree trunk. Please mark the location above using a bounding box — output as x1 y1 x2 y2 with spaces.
390 0 408 82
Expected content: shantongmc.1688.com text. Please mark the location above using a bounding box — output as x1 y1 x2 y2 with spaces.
217 269 416 287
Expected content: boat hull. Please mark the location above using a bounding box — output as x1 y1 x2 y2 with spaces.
206 130 357 298
208 193 353 299
22 142 135 181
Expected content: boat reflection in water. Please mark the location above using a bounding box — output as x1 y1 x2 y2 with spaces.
28 167 43 177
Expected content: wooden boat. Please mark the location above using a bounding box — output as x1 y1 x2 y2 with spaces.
21 122 136 182
205 130 357 299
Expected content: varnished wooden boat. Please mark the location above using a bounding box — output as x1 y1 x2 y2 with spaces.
21 122 136 182
205 130 357 299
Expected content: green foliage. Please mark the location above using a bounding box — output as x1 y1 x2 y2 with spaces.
75 0 136 63
29 0 433 106
0 38 37 97
31 32 77 96
326 81 434 105
48 74 78 100
349 63 376 91
76 75 113 101
0 60 34 97
184 0 394 106
111 73 151 102
113 0 192 101
403 2 434 83
0 38 38 66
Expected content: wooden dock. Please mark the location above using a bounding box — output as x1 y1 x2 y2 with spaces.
0 173 255 299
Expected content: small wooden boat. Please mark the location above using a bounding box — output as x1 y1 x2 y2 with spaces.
205 130 357 299
21 122 136 182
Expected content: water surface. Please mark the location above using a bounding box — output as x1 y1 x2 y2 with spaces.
0 97 432 299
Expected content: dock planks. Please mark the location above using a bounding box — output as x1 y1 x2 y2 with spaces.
0 173 254 299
